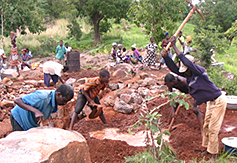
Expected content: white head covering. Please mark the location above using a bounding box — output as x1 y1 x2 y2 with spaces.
118 44 122 47
179 55 195 73
131 44 136 48
112 42 117 46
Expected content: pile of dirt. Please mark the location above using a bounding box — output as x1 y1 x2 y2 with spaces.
88 138 144 163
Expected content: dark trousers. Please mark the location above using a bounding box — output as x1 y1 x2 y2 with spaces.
10 114 24 131
75 92 100 114
44 73 59 87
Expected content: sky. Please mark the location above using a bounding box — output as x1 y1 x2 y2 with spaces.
192 0 202 5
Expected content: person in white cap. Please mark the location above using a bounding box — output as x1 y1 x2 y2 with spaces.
116 44 123 63
162 36 227 161
110 42 117 60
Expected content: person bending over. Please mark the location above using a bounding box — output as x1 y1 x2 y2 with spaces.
164 73 203 135
162 36 227 161
69 69 110 130
10 84 74 131
43 61 69 87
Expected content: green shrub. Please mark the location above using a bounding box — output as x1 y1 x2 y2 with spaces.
67 20 82 41
207 67 237 95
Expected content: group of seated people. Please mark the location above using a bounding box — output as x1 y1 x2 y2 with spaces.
109 42 143 64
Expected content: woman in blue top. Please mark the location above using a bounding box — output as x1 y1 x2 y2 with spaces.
20 49 31 70
55 40 66 65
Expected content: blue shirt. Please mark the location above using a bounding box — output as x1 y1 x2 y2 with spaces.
55 45 66 59
11 90 58 130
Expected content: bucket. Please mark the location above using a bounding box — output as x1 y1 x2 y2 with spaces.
221 137 237 156
66 51 80 72
226 96 237 110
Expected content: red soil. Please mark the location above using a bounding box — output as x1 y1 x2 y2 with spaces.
1 67 237 163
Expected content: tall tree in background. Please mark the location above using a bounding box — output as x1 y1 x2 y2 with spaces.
129 0 186 44
197 0 237 32
0 0 45 46
75 0 131 44
190 0 236 67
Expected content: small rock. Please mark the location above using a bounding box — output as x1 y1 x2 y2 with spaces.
109 83 119 91
2 78 11 84
1 100 14 108
113 69 127 78
142 77 156 87
77 78 87 84
139 73 149 79
104 96 115 107
114 90 125 98
137 80 143 85
118 83 125 89
138 87 150 97
114 98 133 114
131 92 143 104
120 94 133 104
132 103 141 112
66 78 76 86
221 70 235 81
131 83 139 89
24 80 39 86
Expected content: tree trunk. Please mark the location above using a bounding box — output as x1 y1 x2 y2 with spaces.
93 20 101 44
91 12 103 44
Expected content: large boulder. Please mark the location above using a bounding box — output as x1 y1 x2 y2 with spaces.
0 127 91 163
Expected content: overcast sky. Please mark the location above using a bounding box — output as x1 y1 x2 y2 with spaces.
192 0 202 5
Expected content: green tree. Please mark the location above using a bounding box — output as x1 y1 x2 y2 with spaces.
197 0 237 32
192 22 228 68
74 0 131 44
225 20 237 45
0 0 45 46
129 0 186 44
35 0 78 20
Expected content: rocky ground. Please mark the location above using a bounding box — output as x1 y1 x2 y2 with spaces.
1 52 237 162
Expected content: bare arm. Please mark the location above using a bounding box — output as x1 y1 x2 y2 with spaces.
14 98 44 123
59 76 64 84
82 89 95 106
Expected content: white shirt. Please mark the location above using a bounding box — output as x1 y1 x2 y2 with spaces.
43 61 64 77
0 48 5 56
65 46 72 52
183 42 194 54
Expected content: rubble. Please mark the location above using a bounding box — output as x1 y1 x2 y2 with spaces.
114 98 133 114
